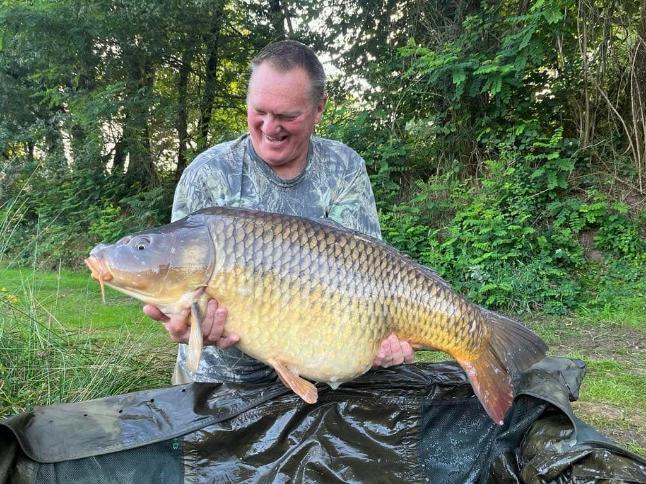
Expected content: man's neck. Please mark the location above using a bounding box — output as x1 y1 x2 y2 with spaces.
247 135 311 181
270 155 308 180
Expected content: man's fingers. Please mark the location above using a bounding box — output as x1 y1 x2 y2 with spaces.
143 304 188 342
387 335 405 366
165 308 190 341
373 335 395 368
373 334 414 368
402 341 415 364
143 304 170 323
216 333 240 349
372 348 386 368
200 299 217 340
203 300 240 348
204 300 226 342
209 303 240 348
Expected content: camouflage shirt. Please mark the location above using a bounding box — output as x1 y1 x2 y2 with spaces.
171 134 381 383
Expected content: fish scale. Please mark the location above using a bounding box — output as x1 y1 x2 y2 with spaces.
86 206 547 424
208 211 512 384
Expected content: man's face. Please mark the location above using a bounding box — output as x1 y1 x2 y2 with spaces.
247 63 325 179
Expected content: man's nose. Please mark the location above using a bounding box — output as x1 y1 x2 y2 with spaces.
263 115 280 133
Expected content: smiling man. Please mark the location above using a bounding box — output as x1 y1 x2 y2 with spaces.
144 40 414 385
246 58 324 179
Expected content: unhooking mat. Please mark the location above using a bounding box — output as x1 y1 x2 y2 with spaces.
1 357 644 483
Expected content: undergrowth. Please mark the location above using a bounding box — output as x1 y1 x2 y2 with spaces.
377 130 645 315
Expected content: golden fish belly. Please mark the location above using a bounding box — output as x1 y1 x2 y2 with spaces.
208 266 390 383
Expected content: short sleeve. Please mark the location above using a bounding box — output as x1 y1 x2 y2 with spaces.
327 150 382 239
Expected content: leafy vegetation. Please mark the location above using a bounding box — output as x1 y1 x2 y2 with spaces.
1 0 643 310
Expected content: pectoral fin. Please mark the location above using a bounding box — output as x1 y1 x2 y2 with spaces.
186 298 207 372
269 358 318 404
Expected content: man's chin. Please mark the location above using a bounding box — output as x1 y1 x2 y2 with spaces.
257 147 290 165
260 139 289 152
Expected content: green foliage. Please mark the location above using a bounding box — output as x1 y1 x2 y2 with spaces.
1 0 644 317
378 128 644 314
0 162 175 268
88 186 174 243
392 0 573 174
378 175 465 260
336 0 645 314
595 206 646 263
88 204 129 244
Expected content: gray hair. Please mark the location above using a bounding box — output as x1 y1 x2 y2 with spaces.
250 40 326 104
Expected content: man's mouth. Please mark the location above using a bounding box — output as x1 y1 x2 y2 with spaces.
264 133 288 144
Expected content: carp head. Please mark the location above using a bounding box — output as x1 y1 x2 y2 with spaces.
85 216 215 308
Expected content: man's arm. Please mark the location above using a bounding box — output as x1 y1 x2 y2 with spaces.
327 154 382 239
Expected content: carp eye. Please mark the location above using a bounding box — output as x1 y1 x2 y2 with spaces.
130 236 150 251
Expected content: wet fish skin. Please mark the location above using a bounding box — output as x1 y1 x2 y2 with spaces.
86 207 547 424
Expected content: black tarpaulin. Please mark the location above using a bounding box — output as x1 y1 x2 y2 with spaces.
1 357 644 483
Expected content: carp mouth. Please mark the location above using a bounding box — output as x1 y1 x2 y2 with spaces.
85 256 112 303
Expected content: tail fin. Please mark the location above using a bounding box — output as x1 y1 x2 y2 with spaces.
459 310 547 425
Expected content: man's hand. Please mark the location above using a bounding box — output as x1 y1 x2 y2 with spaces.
373 333 415 368
143 299 240 348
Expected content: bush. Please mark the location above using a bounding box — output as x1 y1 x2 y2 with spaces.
379 129 644 314
0 163 174 268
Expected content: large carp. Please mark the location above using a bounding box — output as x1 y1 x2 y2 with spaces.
85 207 547 424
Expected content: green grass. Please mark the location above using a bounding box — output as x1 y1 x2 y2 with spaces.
528 309 645 456
0 266 174 416
1 267 153 333
1 266 644 457
583 363 643 407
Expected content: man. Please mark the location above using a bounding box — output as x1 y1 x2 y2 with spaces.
144 40 414 385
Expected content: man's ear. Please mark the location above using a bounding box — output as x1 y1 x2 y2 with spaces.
314 95 327 122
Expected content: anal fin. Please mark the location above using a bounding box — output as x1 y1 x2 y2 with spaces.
269 358 318 404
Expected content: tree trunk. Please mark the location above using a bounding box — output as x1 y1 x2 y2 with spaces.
197 3 225 153
576 0 593 149
44 118 66 166
269 0 286 39
633 4 646 190
69 68 99 170
112 133 126 174
123 55 157 187
175 48 193 182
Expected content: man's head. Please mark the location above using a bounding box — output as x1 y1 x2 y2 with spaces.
250 40 326 104
247 40 327 179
